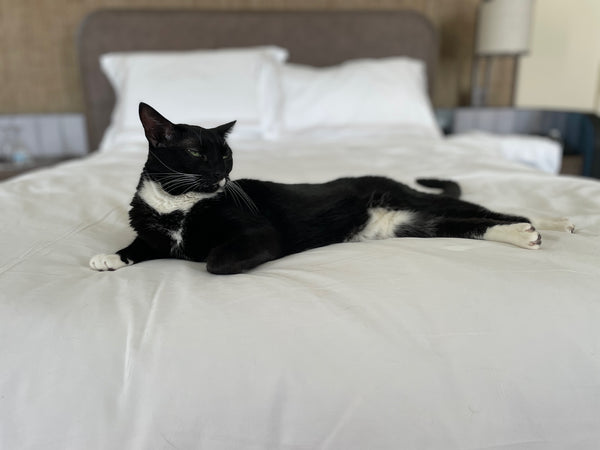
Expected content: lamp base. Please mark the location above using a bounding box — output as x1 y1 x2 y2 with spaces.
471 55 519 107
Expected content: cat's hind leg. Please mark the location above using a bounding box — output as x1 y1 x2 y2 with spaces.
432 217 542 249
460 211 575 234
531 217 575 233
482 222 542 249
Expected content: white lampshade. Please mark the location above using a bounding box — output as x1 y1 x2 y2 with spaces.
476 0 534 55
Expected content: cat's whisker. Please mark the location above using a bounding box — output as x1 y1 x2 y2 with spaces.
149 173 198 181
226 181 259 215
157 171 196 178
225 184 244 210
151 169 220 195
230 183 258 214
160 174 195 182
181 179 203 195
144 170 196 189
161 178 197 192
153 174 194 179
160 176 190 187
160 179 188 188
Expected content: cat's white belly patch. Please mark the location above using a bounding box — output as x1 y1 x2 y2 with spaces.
350 208 414 242
139 179 218 214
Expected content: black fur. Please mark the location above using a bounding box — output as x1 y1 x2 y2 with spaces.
102 103 537 275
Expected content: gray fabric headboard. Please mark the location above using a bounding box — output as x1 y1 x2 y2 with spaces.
78 10 438 151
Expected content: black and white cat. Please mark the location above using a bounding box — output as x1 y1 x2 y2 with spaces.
90 103 575 275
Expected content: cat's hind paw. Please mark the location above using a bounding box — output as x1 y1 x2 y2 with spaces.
89 254 131 271
531 217 575 233
483 223 542 250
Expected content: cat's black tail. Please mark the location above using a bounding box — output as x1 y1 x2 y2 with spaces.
416 178 461 199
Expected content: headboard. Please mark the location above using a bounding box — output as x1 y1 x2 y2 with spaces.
78 10 438 151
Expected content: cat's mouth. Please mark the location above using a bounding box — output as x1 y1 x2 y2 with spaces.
210 178 227 193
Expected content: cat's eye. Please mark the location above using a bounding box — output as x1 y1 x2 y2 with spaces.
187 149 207 161
222 154 231 160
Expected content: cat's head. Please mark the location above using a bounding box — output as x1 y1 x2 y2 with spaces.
139 102 235 196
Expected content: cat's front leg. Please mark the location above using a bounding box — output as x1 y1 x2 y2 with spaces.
89 253 132 271
89 236 162 271
206 228 282 275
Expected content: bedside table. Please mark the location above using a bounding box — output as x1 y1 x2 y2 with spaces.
436 108 600 179
0 156 76 181
0 113 88 181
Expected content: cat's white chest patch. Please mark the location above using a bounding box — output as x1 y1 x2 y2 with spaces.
138 179 217 214
169 226 185 256
170 228 184 245
350 208 414 242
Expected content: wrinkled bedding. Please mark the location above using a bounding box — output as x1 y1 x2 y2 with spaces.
1 135 599 449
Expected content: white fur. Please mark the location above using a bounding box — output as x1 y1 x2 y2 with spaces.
531 217 575 233
89 254 132 271
170 227 184 255
350 208 413 242
170 228 183 246
483 223 542 249
91 179 226 270
138 179 220 214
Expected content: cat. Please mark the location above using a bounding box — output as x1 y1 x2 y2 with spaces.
90 102 575 275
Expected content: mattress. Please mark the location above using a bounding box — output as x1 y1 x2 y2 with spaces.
1 134 600 449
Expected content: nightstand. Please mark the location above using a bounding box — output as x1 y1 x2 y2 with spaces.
0 113 88 181
0 156 76 181
436 108 600 179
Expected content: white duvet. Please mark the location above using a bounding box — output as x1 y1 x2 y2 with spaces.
1 135 600 449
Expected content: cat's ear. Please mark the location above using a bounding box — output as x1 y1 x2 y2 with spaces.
139 102 174 147
214 120 236 138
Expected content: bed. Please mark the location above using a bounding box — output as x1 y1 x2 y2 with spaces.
2 9 600 450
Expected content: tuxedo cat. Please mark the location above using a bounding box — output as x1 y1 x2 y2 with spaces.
90 103 574 274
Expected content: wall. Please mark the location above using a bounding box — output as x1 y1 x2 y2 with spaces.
0 0 485 114
516 0 600 111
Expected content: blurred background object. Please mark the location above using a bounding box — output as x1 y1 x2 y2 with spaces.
471 0 533 106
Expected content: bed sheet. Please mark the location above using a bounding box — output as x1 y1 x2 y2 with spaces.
1 135 600 449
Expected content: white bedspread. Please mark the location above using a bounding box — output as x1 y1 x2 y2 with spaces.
1 136 600 449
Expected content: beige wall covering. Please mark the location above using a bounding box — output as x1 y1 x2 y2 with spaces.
516 0 600 112
1 0 492 114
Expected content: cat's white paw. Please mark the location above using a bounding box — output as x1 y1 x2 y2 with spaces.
89 254 131 271
565 221 576 233
483 223 542 249
531 217 575 233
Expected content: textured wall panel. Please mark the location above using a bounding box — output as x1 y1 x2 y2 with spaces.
0 0 513 113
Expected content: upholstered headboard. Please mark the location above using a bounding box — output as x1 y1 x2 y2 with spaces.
78 10 438 151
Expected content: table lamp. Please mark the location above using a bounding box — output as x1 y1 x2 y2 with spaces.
471 0 534 106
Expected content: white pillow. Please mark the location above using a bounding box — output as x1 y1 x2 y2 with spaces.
446 132 563 174
265 57 441 140
98 46 288 150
